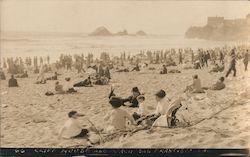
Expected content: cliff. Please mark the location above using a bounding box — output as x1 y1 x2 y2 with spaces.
185 14 250 41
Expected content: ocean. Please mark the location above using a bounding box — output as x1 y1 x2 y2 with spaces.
1 32 249 62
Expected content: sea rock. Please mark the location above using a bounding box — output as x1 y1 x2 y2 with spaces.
89 27 113 36
136 30 147 36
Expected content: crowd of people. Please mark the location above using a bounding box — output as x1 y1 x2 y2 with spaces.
1 45 249 144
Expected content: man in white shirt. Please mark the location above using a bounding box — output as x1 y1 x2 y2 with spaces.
58 111 89 139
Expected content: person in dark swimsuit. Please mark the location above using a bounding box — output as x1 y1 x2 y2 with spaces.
8 75 18 87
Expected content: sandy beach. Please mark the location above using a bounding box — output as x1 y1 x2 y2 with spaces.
1 61 249 148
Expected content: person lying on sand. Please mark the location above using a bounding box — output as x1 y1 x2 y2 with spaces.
168 69 181 74
16 71 28 78
93 76 109 85
203 77 226 91
160 65 168 74
131 64 140 72
73 76 93 87
8 74 18 87
116 68 129 72
184 75 205 93
104 97 136 132
209 63 224 73
132 95 147 122
58 111 89 139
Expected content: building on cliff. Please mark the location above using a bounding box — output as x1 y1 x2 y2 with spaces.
185 14 250 41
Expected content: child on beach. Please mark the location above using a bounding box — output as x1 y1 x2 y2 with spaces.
132 95 147 121
58 111 89 139
105 98 136 132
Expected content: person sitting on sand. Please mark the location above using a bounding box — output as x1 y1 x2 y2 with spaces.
209 63 224 73
16 71 28 78
55 81 65 94
123 87 142 108
132 95 147 121
64 78 77 93
184 75 204 93
104 97 136 132
210 77 226 90
73 76 93 87
8 75 18 87
58 111 89 139
0 69 6 80
131 64 140 72
160 65 168 74
151 97 183 128
136 90 171 127
194 60 201 69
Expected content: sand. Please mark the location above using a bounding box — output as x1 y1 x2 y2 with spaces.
0 61 250 148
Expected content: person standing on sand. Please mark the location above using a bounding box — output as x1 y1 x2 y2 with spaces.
243 50 249 71
58 111 89 139
225 50 237 78
8 74 18 87
37 65 46 83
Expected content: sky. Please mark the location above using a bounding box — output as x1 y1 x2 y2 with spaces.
1 0 250 35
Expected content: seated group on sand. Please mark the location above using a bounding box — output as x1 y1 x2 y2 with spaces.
184 74 226 93
57 74 227 142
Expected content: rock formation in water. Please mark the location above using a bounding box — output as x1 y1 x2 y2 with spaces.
185 14 250 41
136 30 147 36
115 30 129 36
89 27 147 36
89 26 113 36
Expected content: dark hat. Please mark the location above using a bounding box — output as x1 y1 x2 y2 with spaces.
68 110 77 118
132 87 140 93
219 77 225 82
155 89 166 98
65 77 71 81
109 97 123 108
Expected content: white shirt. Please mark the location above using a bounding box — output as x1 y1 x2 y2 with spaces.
154 98 171 116
137 102 147 115
60 118 82 139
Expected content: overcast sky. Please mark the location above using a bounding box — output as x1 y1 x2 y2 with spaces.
1 0 250 35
